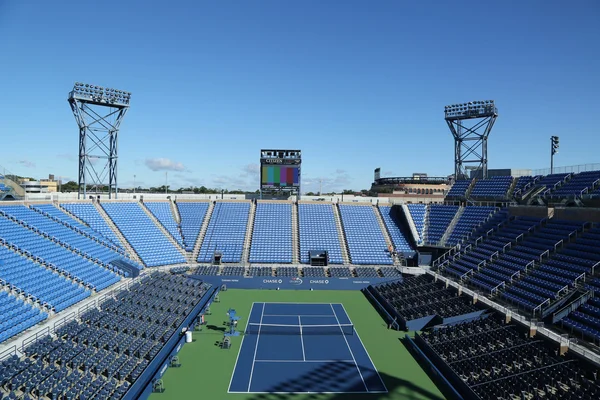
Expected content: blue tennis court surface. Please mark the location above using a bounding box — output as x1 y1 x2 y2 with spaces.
229 302 387 394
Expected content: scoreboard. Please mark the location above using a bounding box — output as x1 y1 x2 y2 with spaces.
260 149 301 197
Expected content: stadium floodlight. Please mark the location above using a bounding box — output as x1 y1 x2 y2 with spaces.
68 82 131 199
444 100 498 180
550 136 559 173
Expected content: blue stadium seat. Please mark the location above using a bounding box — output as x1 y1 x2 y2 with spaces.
197 202 249 263
249 203 292 263
176 202 210 251
338 204 392 265
298 204 344 264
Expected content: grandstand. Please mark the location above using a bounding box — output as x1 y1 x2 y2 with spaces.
2 172 600 398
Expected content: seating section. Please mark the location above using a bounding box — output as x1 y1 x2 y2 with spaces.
276 266 299 277
446 206 497 246
513 175 536 197
470 176 513 199
298 204 343 264
373 275 479 324
303 267 326 277
354 267 380 277
249 203 292 263
536 173 570 194
102 203 186 267
192 265 219 275
221 266 245 276
406 204 426 242
338 205 392 265
197 202 249 263
417 316 600 399
445 180 471 199
379 267 403 277
144 202 184 247
61 203 123 248
560 297 600 344
32 204 123 253
0 211 121 291
426 205 459 244
0 273 210 398
378 206 412 253
550 170 600 198
248 266 273 276
0 205 126 267
0 246 91 312
176 202 210 251
0 290 48 344
328 267 352 277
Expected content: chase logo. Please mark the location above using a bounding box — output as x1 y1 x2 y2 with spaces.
289 277 303 285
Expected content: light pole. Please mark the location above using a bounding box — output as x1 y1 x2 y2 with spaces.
551 136 559 174
165 172 168 194
133 175 136 194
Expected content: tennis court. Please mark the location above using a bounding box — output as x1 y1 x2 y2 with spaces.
228 302 387 394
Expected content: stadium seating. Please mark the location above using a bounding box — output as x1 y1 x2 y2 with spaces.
192 265 219 275
372 275 479 327
406 204 426 242
298 204 344 264
0 246 91 312
354 267 380 277
249 203 292 263
303 267 326 277
469 176 513 199
0 205 127 267
535 173 571 195
426 204 459 244
276 266 299 277
0 211 121 291
31 204 123 253
549 170 600 198
144 202 184 247
102 203 186 267
221 266 245 276
197 202 249 263
338 205 392 265
560 297 600 344
445 206 497 246
176 202 210 251
512 175 537 197
0 290 47 344
61 203 123 248
248 266 273 276
0 273 211 398
328 266 353 277
445 180 471 199
416 315 600 399
378 205 413 253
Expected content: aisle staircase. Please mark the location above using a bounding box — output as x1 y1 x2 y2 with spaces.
242 201 257 265
440 206 465 246
140 201 187 259
402 204 421 245
374 205 401 266
332 204 351 264
291 202 299 264
94 202 143 266
192 202 215 262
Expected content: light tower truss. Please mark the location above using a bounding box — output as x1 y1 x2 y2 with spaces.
68 82 131 199
444 100 498 180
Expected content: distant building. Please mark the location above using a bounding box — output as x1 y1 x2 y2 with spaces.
469 168 532 179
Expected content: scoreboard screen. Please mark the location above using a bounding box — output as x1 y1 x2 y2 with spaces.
260 149 301 195
261 165 300 187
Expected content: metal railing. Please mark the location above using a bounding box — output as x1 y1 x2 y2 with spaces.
533 298 551 317
533 163 600 176
510 270 521 282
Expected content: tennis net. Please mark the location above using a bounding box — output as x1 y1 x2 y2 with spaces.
245 322 354 336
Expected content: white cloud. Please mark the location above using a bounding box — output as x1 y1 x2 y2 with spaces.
145 158 186 172
18 160 35 168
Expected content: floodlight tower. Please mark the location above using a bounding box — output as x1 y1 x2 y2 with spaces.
444 100 498 180
68 82 131 199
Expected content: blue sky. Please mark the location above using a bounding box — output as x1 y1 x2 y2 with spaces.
0 0 598 193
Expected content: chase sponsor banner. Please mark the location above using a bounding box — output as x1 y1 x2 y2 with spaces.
193 275 400 290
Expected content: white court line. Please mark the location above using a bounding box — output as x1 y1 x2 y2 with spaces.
247 302 266 393
262 314 335 317
299 315 306 361
339 303 388 393
254 359 356 363
227 301 255 393
330 303 368 392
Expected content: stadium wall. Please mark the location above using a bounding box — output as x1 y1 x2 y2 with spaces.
195 276 399 290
